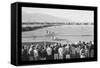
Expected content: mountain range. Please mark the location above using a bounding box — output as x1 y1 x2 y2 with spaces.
22 12 70 23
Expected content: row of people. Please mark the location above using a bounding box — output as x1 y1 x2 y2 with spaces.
22 41 94 61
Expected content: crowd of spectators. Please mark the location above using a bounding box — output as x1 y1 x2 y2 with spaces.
21 41 94 61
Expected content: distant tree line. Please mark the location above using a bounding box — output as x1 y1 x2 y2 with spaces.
22 22 94 25
22 22 94 32
22 24 54 32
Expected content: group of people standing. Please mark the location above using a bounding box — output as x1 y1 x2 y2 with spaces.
22 41 94 61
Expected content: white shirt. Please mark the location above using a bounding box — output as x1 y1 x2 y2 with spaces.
46 47 52 55
33 49 38 57
58 47 63 56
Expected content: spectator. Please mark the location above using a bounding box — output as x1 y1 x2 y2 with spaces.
46 45 53 60
58 45 64 59
54 43 59 60
22 45 29 61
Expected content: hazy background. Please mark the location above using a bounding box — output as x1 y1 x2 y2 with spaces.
22 7 94 23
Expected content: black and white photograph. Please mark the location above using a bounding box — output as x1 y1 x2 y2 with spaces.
21 7 94 61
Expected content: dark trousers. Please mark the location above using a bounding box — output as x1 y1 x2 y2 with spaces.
46 55 53 60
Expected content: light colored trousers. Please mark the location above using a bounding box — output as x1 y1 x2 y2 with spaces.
54 54 59 60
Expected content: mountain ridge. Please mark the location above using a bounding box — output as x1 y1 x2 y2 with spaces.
22 12 70 23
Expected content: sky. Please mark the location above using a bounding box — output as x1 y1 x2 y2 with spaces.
22 7 94 23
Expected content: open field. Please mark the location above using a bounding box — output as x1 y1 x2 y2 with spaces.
22 24 94 43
